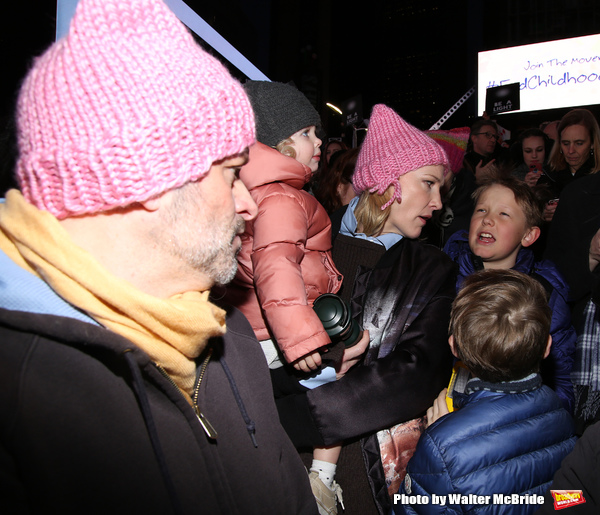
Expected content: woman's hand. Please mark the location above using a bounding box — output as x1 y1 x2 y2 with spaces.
543 200 558 222
524 170 541 188
292 350 323 372
336 330 370 379
426 388 449 428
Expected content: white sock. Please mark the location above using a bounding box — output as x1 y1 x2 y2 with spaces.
310 459 337 489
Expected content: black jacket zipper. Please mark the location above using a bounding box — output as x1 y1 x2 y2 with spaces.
155 349 217 440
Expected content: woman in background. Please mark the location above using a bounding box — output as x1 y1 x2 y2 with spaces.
537 108 600 222
510 128 552 187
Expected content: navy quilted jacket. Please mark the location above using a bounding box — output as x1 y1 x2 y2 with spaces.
394 378 576 515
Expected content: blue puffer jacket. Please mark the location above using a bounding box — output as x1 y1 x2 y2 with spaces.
394 376 576 515
444 230 576 413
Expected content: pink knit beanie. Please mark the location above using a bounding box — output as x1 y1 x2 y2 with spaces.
425 127 470 174
16 0 255 219
353 104 449 210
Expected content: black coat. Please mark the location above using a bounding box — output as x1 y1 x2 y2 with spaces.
0 305 317 515
544 171 600 329
537 157 595 201
274 236 456 514
307 237 456 444
536 419 600 515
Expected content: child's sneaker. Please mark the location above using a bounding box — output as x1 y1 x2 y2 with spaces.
309 470 344 515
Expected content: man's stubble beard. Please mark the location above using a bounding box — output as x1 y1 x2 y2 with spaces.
201 216 245 286
163 186 245 288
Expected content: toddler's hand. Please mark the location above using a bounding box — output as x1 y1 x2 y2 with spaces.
292 350 322 373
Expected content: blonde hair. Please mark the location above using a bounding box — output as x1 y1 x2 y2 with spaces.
354 186 394 237
276 138 296 159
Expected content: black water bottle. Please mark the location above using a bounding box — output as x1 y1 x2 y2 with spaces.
313 293 362 348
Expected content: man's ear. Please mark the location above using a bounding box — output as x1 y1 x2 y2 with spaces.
543 335 552 359
448 335 459 358
521 226 541 248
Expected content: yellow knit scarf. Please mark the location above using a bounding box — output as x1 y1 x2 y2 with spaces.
0 190 226 403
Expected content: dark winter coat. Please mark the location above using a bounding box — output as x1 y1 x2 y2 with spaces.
275 235 456 514
537 419 600 514
0 303 317 515
536 157 595 200
544 171 600 330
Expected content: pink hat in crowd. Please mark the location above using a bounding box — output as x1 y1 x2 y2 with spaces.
353 104 449 210
425 127 470 174
16 0 255 219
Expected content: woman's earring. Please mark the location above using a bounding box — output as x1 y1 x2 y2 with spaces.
591 148 595 157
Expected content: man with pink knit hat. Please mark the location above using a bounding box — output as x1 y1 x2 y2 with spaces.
0 0 317 513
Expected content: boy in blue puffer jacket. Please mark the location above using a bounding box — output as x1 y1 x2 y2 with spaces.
443 175 576 412
394 269 576 515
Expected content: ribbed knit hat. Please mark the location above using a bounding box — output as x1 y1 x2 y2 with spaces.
353 104 449 210
243 81 321 147
425 127 470 174
16 0 255 219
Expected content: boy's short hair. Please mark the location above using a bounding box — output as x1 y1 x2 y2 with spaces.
472 175 544 229
450 269 551 383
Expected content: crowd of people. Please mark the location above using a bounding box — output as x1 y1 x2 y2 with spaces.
1 0 600 514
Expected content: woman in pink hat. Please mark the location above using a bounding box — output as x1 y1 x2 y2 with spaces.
274 104 457 515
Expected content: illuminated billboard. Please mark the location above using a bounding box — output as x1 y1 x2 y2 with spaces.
478 34 600 114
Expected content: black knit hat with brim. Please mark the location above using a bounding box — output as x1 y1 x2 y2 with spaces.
244 80 321 147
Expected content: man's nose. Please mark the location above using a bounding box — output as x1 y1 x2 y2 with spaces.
234 180 258 221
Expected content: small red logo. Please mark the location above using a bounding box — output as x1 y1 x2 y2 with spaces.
550 490 586 510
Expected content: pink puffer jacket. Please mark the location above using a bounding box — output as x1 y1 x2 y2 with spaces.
225 142 342 363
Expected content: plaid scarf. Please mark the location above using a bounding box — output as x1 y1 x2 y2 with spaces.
572 298 600 420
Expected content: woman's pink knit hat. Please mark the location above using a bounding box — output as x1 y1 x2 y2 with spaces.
353 104 449 209
15 0 255 219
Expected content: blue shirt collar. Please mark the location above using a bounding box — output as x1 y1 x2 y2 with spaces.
339 196 403 250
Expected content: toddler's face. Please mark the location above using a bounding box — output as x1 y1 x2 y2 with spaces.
469 184 536 269
288 126 322 172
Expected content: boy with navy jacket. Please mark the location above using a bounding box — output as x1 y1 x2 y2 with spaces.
394 270 576 515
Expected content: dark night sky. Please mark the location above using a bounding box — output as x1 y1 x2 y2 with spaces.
2 1 600 138
2 0 600 194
